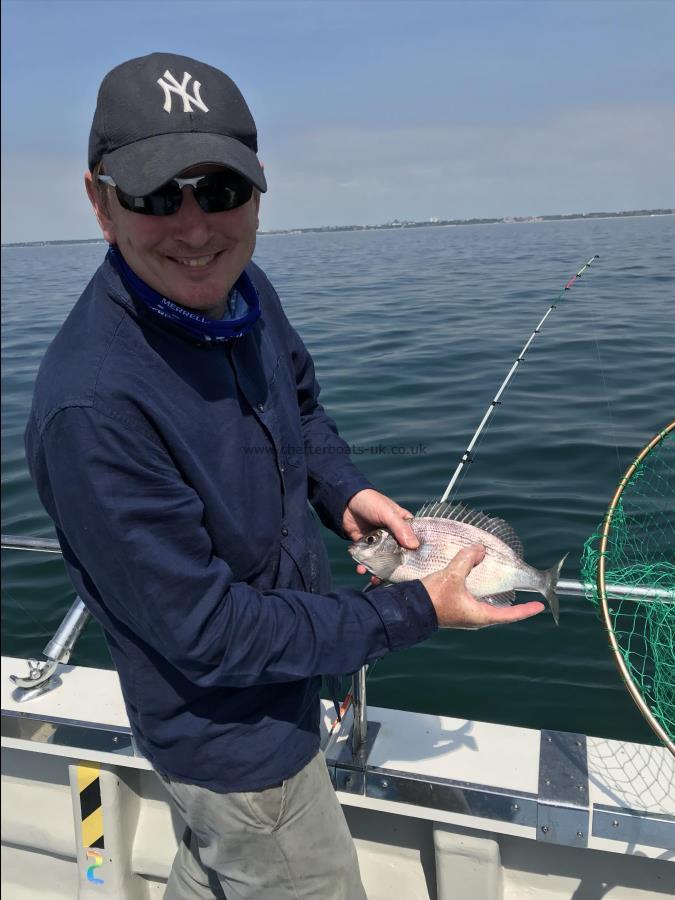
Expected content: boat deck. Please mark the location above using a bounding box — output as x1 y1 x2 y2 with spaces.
2 656 674 898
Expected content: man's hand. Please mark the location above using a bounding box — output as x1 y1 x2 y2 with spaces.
422 544 545 629
343 489 419 578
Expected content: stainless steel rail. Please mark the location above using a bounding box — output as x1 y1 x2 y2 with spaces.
352 665 368 754
351 576 673 753
42 597 90 661
557 578 674 602
2 535 90 699
3 536 672 718
1 535 62 553
4 537 671 601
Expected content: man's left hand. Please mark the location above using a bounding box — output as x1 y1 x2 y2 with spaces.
343 489 419 578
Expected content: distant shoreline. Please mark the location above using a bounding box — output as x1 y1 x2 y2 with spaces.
260 209 674 237
3 208 673 247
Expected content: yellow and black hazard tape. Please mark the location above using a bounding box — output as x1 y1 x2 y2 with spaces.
77 763 105 850
77 764 106 884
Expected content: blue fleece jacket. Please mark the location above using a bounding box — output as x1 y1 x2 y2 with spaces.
24 255 437 792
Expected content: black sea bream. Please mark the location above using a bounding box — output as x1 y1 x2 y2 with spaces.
348 501 566 624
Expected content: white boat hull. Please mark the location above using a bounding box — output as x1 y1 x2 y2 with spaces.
2 656 673 899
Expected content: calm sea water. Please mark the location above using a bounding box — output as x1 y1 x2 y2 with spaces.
2 216 674 744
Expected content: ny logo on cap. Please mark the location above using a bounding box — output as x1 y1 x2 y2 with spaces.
157 70 209 114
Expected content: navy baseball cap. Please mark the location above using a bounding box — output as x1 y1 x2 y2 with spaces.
88 52 267 195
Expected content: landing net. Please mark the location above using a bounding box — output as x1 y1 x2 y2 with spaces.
581 422 675 754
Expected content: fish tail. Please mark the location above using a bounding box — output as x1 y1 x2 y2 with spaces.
541 554 568 625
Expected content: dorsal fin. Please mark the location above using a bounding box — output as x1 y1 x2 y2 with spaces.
414 500 524 557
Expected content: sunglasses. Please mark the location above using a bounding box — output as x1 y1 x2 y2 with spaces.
97 171 254 216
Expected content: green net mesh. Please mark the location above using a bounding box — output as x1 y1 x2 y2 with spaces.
581 426 675 746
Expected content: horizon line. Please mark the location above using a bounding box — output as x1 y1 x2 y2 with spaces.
2 207 673 247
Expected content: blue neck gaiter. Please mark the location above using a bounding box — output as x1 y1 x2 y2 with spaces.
107 245 261 346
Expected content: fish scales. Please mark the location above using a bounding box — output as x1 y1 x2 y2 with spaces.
371 518 535 594
348 502 566 623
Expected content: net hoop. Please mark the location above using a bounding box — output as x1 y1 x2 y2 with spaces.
597 420 675 757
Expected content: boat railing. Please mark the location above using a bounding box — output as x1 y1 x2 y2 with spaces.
2 533 673 746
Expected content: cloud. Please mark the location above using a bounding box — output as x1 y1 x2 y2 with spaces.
260 104 675 230
3 104 673 242
2 156 99 244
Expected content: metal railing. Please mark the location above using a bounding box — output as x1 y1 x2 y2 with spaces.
3 534 673 727
2 535 90 700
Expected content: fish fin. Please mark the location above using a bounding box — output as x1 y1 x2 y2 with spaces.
542 554 568 626
482 590 516 607
414 499 524 557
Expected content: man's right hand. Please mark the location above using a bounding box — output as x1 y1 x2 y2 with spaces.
421 544 545 629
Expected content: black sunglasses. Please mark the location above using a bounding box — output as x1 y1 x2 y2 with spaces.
97 171 254 216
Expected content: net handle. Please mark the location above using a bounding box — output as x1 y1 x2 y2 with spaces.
597 420 675 757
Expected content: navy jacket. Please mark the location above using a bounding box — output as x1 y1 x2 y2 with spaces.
25 255 437 792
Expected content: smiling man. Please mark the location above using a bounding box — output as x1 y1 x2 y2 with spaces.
25 52 543 900
89 163 260 318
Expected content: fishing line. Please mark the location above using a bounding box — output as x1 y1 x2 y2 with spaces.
440 255 600 503
1 586 51 633
589 306 623 479
349 257 600 720
1 537 71 636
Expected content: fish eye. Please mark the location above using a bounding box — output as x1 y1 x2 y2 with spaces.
366 535 377 545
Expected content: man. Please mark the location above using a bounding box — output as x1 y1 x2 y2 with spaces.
25 53 543 899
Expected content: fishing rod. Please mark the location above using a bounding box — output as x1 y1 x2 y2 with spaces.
346 254 601 748
440 254 599 502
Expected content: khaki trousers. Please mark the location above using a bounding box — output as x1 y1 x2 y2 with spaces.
162 751 367 900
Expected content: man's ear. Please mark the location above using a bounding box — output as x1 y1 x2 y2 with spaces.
85 171 117 245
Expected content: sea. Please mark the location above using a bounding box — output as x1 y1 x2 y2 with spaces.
2 214 674 744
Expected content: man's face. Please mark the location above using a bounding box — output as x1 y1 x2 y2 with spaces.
86 165 260 319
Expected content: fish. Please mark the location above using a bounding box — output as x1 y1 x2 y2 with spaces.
348 500 566 624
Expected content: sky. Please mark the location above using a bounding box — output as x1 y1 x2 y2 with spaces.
2 0 674 243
